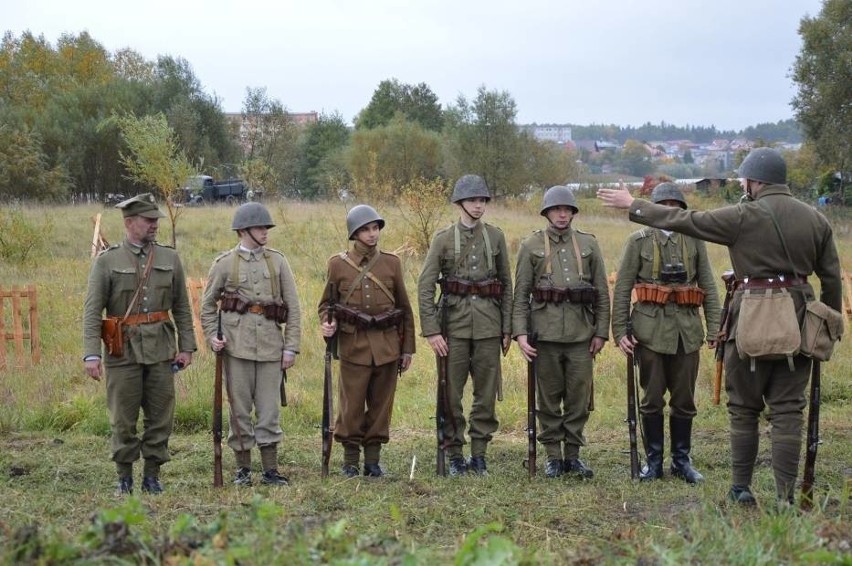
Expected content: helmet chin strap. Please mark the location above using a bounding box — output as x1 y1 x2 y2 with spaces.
242 227 264 249
459 201 481 223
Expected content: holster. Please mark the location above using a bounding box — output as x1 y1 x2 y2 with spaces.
101 317 125 357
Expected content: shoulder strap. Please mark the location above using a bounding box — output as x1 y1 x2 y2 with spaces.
122 244 156 320
340 252 394 305
570 230 585 281
453 224 493 274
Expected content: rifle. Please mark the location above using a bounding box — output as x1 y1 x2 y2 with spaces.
280 369 287 407
801 361 821 510
525 331 538 478
435 293 450 477
321 282 337 478
625 320 640 480
213 311 224 488
714 270 737 405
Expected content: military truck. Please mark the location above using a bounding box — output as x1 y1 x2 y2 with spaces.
185 175 248 205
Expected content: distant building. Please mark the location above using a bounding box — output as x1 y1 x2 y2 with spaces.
224 111 319 155
520 124 573 144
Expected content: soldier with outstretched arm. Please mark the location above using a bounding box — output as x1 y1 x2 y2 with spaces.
599 148 842 507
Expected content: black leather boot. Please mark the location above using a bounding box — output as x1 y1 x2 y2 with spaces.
670 416 704 484
639 414 664 481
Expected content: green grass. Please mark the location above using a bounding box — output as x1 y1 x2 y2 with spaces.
0 198 850 563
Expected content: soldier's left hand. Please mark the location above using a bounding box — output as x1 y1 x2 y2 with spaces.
399 353 413 373
281 351 296 370
589 336 606 357
707 339 718 350
501 334 511 356
174 351 193 369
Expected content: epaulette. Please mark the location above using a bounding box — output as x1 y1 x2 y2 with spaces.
574 228 597 238
154 242 175 250
484 222 504 235
632 229 650 241
97 244 121 257
435 224 454 236
212 249 233 264
380 249 399 258
264 247 286 258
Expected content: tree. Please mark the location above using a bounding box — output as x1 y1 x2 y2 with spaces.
115 113 196 248
296 112 351 199
791 0 851 204
239 87 300 195
618 140 655 177
355 79 443 131
0 123 69 201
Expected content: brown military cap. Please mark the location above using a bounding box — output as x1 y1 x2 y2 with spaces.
115 193 166 218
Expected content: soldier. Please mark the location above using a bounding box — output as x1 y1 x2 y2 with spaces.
611 183 720 484
200 203 301 487
599 148 842 505
512 186 610 479
319 205 415 477
418 175 513 476
83 193 196 495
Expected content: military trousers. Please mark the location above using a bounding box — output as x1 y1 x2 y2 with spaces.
335 359 398 455
535 341 593 459
442 336 501 458
638 342 699 418
106 360 175 468
725 342 810 499
225 356 284 451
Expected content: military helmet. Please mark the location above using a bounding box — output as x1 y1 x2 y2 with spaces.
540 185 579 216
451 174 491 203
651 182 687 209
232 202 275 231
737 147 787 185
347 204 385 240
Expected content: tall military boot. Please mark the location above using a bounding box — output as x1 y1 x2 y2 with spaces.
639 414 664 481
670 416 704 484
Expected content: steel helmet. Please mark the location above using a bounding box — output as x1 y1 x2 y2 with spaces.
451 174 491 203
651 182 688 209
737 147 787 185
346 204 385 240
232 203 275 231
540 185 579 216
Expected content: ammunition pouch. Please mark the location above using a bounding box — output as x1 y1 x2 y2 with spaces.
337 304 403 330
441 277 503 298
633 283 705 306
532 283 598 304
220 292 289 323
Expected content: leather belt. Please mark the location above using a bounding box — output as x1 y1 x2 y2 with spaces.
739 276 807 290
247 304 265 315
123 311 170 325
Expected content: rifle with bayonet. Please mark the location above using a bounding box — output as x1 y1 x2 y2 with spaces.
435 292 450 477
525 330 538 478
625 319 640 480
714 270 737 405
801 361 821 510
213 310 224 488
321 282 337 478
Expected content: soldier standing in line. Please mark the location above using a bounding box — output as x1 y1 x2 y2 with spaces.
319 205 415 477
418 175 513 476
200 203 301 487
611 182 720 484
83 193 196 495
512 186 610 479
599 148 842 506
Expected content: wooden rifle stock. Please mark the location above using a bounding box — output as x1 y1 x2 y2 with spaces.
625 321 640 480
801 361 820 510
714 270 736 405
321 282 337 478
213 311 224 488
435 294 449 477
526 331 538 478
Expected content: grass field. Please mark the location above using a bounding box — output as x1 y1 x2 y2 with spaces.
0 197 850 564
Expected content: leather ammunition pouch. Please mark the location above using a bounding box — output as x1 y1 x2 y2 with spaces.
221 292 288 323
633 283 705 306
441 277 504 298
337 304 403 330
532 283 598 304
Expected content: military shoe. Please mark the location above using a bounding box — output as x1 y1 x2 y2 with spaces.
233 467 252 487
116 476 133 495
468 456 488 476
341 464 359 478
448 456 468 477
728 485 756 506
363 463 386 477
141 476 164 494
564 458 594 479
260 469 289 486
544 459 564 478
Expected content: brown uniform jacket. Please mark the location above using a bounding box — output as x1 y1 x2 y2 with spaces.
628 185 842 338
319 247 416 366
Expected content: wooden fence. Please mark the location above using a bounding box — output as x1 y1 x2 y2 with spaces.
0 285 40 370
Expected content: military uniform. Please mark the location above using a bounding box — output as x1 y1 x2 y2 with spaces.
418 221 513 465
628 180 842 501
82 193 196 493
512 225 610 469
319 239 415 474
612 222 719 482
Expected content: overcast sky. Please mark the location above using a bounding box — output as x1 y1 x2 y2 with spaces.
6 0 824 131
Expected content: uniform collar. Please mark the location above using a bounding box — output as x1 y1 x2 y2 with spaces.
456 219 481 234
237 244 264 260
350 241 377 264
545 225 572 242
754 184 792 200
124 239 152 255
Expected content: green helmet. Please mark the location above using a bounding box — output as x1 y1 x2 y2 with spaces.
232 203 275 231
451 174 491 203
738 147 787 185
651 182 687 209
346 204 385 240
540 185 578 216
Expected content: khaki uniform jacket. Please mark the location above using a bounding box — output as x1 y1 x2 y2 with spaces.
319 248 415 366
418 221 513 339
200 246 301 362
83 240 196 365
612 229 720 355
512 226 610 343
628 185 842 336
